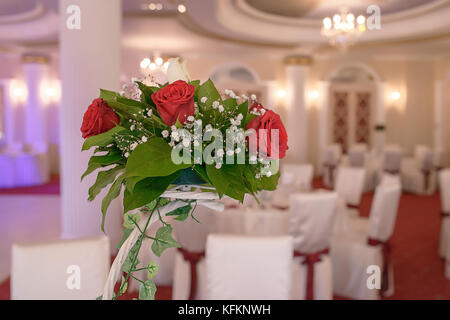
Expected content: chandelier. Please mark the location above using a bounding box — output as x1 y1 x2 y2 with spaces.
321 8 366 49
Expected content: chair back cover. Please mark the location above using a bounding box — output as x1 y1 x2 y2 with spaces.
440 169 450 213
433 149 444 169
289 192 337 253
206 234 293 299
380 173 401 187
348 144 368 167
324 144 342 166
281 163 314 191
335 167 366 206
368 183 402 242
11 235 110 300
414 146 433 173
382 146 402 173
173 205 214 252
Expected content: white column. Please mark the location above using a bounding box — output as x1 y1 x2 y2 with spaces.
23 56 49 147
1 80 16 147
284 55 312 163
374 82 386 154
318 81 330 174
434 80 444 151
59 0 122 249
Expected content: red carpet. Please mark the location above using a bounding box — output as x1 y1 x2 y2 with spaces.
0 176 60 195
1 177 449 300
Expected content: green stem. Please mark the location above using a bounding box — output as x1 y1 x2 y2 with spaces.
113 198 160 300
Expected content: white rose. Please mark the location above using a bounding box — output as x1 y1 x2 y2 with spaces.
166 57 191 83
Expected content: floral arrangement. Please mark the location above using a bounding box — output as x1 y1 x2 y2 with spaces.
80 58 288 300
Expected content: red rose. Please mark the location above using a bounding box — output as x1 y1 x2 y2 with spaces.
151 80 195 126
246 109 288 159
80 98 120 139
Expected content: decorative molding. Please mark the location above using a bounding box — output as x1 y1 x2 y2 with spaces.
283 55 313 66
22 53 50 64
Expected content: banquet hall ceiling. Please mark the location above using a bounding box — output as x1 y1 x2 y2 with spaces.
0 0 449 57
244 0 439 19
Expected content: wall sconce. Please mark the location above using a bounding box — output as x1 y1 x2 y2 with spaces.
9 80 27 104
276 89 287 100
309 90 319 100
40 79 61 105
391 91 401 101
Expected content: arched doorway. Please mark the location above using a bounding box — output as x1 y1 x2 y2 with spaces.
320 63 384 154
208 62 266 104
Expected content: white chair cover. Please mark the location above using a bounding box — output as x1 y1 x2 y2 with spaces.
401 145 435 194
382 145 403 174
205 234 293 300
280 164 314 191
335 167 366 206
348 144 368 167
289 192 338 299
11 235 110 300
172 206 214 300
331 182 401 300
323 144 342 188
439 169 450 259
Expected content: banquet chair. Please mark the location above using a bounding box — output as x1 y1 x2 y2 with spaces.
280 163 314 191
322 144 342 188
439 169 450 260
348 144 368 167
401 145 435 195
205 234 293 300
272 163 314 208
11 235 110 300
347 144 377 192
331 179 401 300
334 167 366 209
289 192 338 300
172 206 215 300
381 145 403 175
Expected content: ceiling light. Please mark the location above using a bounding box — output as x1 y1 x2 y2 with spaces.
140 58 151 69
178 4 186 13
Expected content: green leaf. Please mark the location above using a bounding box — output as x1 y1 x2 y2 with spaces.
123 212 141 229
82 126 126 151
118 276 128 296
194 166 212 185
88 166 124 201
151 225 181 257
126 137 191 178
101 173 125 231
122 239 141 273
147 261 159 279
96 295 103 300
166 204 192 222
123 172 180 213
88 150 123 166
139 280 156 300
125 175 146 192
237 100 249 128
256 170 280 191
136 81 158 106
100 89 148 110
206 164 246 201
